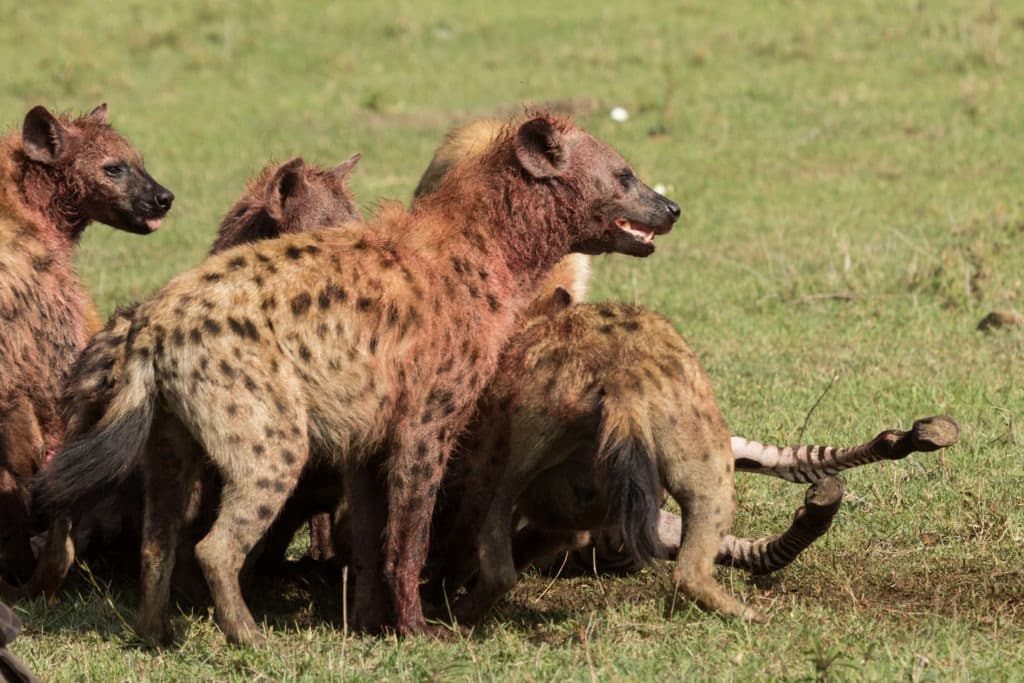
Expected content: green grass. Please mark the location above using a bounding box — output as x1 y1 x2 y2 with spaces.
3 0 1024 679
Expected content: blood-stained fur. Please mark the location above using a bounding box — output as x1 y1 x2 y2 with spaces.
0 104 171 581
25 155 361 600
34 114 682 644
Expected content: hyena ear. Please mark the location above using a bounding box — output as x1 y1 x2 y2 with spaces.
86 103 109 125
330 152 361 180
551 286 574 310
514 117 567 179
265 157 308 221
22 106 70 165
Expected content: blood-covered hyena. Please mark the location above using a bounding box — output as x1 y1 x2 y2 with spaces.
24 155 362 600
0 104 172 582
433 287 959 625
35 114 683 643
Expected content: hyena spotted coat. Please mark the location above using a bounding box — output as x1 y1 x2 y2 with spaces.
37 114 681 643
25 155 362 600
0 104 171 581
434 287 960 624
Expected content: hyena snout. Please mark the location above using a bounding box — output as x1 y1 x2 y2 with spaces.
589 186 681 258
91 167 174 234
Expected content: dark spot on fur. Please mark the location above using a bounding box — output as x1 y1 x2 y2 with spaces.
357 297 373 312
599 324 614 334
262 295 277 312
202 318 222 335
619 320 641 332
256 252 271 263
282 450 297 465
228 255 246 269
299 344 312 362
219 360 236 379
291 292 312 316
486 294 500 312
257 505 274 520
369 336 378 354
203 272 223 283
253 444 266 457
226 403 238 416
171 328 185 346
416 441 428 458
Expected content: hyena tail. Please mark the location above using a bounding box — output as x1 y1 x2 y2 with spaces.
595 391 662 566
32 349 157 516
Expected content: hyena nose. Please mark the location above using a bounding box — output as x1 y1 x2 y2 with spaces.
665 199 681 220
154 187 174 211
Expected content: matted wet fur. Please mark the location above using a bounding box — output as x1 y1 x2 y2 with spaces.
0 104 171 582
35 113 681 644
25 155 362 600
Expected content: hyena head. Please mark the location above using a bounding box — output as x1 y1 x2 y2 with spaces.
20 103 173 235
511 116 680 257
211 154 362 252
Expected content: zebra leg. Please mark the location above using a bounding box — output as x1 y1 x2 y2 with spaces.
713 476 844 574
731 416 960 483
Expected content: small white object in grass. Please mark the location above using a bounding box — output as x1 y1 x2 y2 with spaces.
609 107 629 122
653 183 667 195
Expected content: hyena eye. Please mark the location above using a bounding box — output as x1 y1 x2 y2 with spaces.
615 169 635 190
103 163 126 178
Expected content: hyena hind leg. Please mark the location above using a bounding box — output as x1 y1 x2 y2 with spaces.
136 419 203 645
193 421 310 646
662 444 765 623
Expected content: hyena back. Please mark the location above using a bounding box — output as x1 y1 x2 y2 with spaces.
0 104 171 581
38 114 680 643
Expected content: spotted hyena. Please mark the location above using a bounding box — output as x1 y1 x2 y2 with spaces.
432 287 961 624
36 114 682 643
0 104 171 582
24 155 362 600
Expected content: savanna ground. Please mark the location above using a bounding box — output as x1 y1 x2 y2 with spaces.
2 1 1023 680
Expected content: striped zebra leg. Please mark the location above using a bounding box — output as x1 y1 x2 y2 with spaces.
714 476 845 575
730 416 960 483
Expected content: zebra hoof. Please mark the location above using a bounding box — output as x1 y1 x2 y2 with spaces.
909 416 960 452
795 476 844 535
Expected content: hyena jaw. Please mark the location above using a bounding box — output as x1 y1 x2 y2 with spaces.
731 416 960 483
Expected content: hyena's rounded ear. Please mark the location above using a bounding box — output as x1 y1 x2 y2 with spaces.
22 106 70 165
514 117 566 179
265 157 308 221
330 152 361 181
86 103 109 125
551 286 574 310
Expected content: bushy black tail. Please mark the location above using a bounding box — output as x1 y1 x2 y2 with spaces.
596 393 662 565
32 349 157 517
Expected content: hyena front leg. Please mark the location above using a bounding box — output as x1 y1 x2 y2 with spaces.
732 416 959 483
190 396 310 645
136 416 203 644
383 422 455 637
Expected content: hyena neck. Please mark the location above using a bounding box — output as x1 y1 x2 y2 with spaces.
17 157 89 242
422 165 582 299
